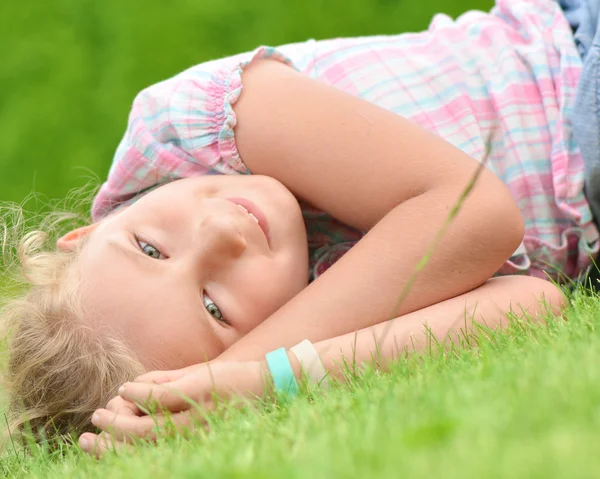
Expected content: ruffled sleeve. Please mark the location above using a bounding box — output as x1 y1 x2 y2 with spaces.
91 47 299 220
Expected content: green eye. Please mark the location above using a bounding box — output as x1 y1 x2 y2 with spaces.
203 294 225 323
137 240 163 259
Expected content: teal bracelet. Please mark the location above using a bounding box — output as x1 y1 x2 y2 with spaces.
265 347 299 397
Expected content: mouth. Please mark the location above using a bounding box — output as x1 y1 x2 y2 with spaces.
226 197 271 247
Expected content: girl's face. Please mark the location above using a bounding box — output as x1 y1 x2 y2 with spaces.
76 175 309 369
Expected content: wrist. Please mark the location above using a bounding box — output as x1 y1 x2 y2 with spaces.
262 342 333 396
259 351 302 380
262 348 303 397
286 350 302 379
259 353 300 397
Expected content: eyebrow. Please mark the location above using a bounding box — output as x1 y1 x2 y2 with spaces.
107 239 163 273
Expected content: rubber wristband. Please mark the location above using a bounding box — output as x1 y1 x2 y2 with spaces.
290 340 329 390
265 347 299 396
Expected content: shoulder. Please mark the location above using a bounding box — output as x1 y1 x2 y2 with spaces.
91 45 315 220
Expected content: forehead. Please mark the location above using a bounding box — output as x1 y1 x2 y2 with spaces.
97 177 192 219
77 230 223 369
110 175 242 211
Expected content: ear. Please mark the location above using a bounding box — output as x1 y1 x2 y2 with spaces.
56 224 99 252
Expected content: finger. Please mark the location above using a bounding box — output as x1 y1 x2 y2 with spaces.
105 395 142 416
91 408 205 442
79 432 129 459
118 381 200 413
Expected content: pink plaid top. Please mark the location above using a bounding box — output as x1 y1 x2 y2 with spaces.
92 0 599 281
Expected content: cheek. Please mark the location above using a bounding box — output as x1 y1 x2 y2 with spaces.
135 317 222 369
257 262 308 315
124 299 223 369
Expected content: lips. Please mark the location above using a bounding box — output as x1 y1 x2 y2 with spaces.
226 197 270 246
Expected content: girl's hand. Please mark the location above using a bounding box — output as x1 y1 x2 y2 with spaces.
88 361 271 443
79 430 130 459
79 394 140 458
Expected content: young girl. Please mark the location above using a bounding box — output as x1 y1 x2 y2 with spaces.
2 0 596 456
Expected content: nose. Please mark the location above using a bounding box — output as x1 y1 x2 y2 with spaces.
194 212 247 265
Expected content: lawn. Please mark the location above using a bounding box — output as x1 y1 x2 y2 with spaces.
7 0 600 478
3 288 600 478
1 0 491 204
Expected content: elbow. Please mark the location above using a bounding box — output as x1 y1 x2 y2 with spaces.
479 179 524 265
445 165 524 273
500 198 525 259
510 202 525 249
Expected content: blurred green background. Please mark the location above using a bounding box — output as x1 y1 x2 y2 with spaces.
1 0 492 207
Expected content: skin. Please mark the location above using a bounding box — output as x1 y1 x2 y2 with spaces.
81 275 567 457
64 60 526 370
68 174 309 369
65 59 545 455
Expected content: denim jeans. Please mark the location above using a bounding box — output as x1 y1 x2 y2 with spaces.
559 0 600 224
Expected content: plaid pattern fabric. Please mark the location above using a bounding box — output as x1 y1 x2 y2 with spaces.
92 0 599 281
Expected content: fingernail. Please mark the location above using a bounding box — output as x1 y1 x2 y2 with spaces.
79 436 89 451
118 385 125 396
91 413 100 425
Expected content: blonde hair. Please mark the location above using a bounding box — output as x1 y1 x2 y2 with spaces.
0 200 144 447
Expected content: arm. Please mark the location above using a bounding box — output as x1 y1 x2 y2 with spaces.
84 274 563 457
219 60 524 360
304 276 564 380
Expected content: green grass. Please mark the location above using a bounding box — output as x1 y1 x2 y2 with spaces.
1 0 492 205
7 0 597 477
3 288 600 478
